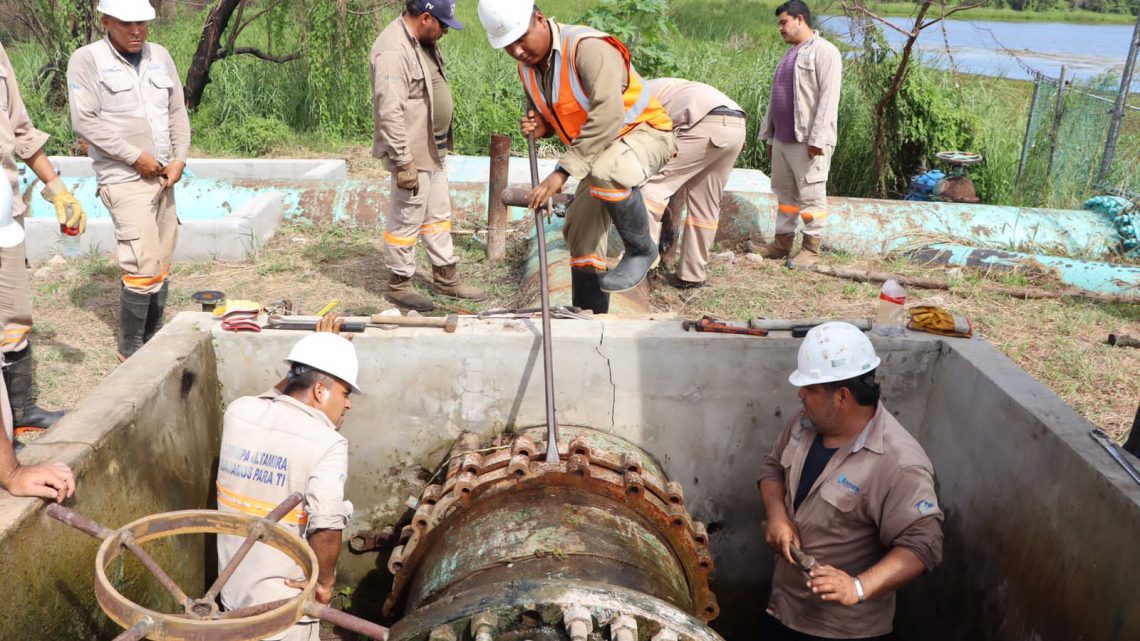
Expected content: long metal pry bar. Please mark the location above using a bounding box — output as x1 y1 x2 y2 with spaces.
527 130 560 463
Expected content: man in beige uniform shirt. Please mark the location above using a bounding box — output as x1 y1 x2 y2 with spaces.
757 322 943 640
0 41 85 432
479 0 676 312
371 0 484 311
640 78 746 289
67 0 191 360
755 1 841 269
0 179 76 502
217 330 361 641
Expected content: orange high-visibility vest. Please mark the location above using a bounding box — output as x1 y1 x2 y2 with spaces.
518 24 673 145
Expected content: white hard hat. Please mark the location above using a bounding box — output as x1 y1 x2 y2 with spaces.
478 0 534 49
0 176 24 249
788 322 881 387
285 333 363 394
97 0 156 22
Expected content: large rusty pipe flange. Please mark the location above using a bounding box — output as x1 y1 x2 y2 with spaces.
383 427 720 631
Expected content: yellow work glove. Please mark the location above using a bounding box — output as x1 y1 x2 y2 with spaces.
907 305 973 338
395 162 419 195
42 178 87 233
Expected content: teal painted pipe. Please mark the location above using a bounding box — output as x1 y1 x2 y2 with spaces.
910 243 1140 297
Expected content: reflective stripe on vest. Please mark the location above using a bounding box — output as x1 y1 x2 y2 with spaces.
216 482 308 526
518 25 672 145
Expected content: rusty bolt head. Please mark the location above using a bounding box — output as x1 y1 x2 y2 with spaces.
568 436 592 459
568 453 591 478
399 524 414 543
460 452 483 475
428 624 458 641
421 484 443 505
471 611 497 641
623 471 645 497
620 452 643 474
512 435 537 458
387 545 405 574
692 521 709 546
697 548 715 574
610 615 637 641
508 453 532 478
665 481 685 505
456 471 478 503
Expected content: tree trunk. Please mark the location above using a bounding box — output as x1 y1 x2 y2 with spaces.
871 0 933 197
184 0 244 110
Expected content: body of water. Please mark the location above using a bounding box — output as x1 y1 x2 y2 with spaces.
819 15 1140 91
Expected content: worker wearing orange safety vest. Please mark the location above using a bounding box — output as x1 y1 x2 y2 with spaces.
67 0 191 360
478 0 676 312
216 330 361 641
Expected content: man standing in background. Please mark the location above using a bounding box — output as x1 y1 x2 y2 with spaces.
370 0 486 311
754 1 841 269
67 0 191 360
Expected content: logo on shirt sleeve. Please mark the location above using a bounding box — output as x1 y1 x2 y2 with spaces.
915 499 937 515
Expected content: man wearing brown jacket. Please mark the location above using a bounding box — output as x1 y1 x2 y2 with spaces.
67 0 191 360
755 0 842 269
758 322 943 640
370 0 484 311
641 78 746 289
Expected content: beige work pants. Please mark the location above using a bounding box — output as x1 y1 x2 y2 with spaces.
642 114 746 282
563 125 676 272
769 138 831 238
0 216 31 354
383 156 457 277
99 177 179 294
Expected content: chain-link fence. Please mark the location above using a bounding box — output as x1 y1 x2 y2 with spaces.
1016 69 1139 208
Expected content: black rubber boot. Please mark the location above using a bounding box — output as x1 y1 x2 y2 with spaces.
3 345 64 430
119 286 152 359
600 188 658 293
143 281 169 343
571 268 610 314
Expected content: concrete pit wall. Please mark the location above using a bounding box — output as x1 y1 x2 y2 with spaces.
1 314 1137 640
0 315 222 638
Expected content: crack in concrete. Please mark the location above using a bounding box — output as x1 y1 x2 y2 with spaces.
594 321 617 430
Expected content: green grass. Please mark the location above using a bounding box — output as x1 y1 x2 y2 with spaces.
863 2 1138 24
5 0 1136 209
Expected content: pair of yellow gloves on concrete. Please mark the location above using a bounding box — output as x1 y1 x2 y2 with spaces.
908 305 973 338
41 178 86 234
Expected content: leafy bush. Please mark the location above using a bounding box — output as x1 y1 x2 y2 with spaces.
581 0 680 78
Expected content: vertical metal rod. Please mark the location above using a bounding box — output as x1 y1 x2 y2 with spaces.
1017 73 1043 181
202 492 304 603
306 602 391 640
1045 65 1067 180
109 619 153 641
486 134 511 261
1097 12 1140 184
527 131 560 464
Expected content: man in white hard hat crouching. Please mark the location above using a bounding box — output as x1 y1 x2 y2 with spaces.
756 322 943 640
216 331 362 641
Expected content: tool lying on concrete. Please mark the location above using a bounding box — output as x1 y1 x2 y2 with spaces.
525 129 560 464
1089 428 1140 486
265 314 460 333
683 316 769 336
478 305 592 321
368 314 459 333
749 318 872 332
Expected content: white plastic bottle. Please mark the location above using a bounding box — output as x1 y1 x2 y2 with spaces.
873 279 907 336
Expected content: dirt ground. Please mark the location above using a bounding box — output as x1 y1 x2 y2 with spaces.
17 148 1140 445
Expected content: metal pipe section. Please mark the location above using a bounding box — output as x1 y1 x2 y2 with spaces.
383 428 723 641
909 243 1140 296
486 134 511 261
